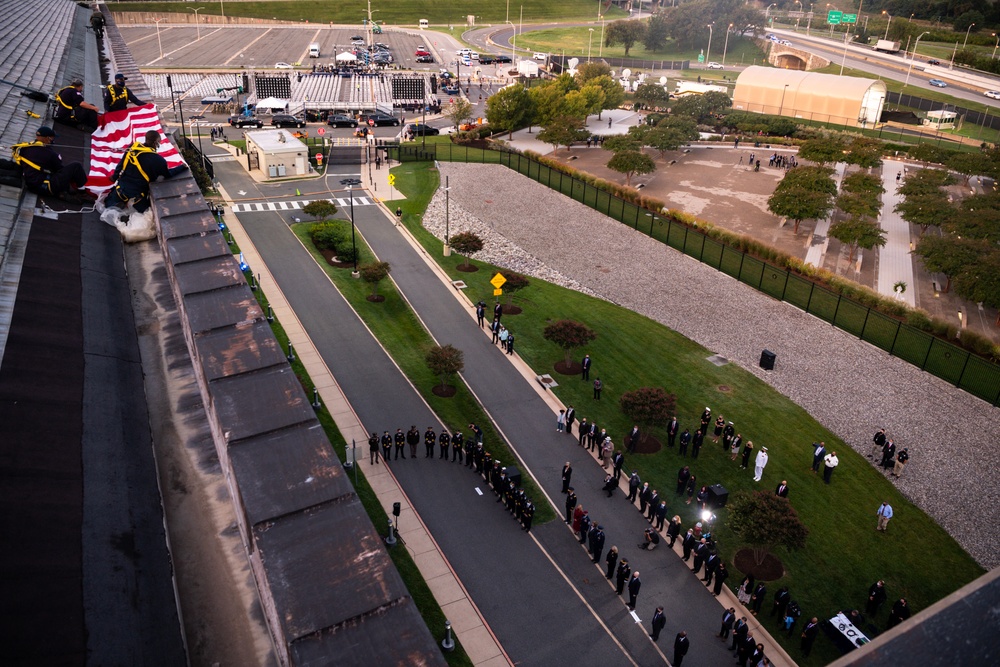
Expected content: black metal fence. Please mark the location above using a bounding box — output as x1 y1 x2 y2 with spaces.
388 143 1000 406
886 91 1000 133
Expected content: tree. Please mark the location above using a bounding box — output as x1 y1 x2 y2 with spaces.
841 172 885 199
538 115 589 152
575 62 611 84
914 233 982 293
894 192 955 236
642 117 699 158
829 217 887 262
953 10 984 33
602 134 642 153
644 13 670 52
767 166 837 233
619 387 676 445
444 98 473 131
486 84 534 139
543 320 597 366
449 231 483 268
605 19 647 56
499 271 530 307
310 221 346 251
565 85 605 119
607 150 657 187
844 137 884 169
359 260 390 298
798 137 848 165
727 491 809 566
946 151 1000 187
635 82 671 110
586 75 625 119
425 344 464 391
302 200 337 220
530 83 574 131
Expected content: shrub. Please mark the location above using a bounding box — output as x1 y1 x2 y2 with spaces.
310 221 346 251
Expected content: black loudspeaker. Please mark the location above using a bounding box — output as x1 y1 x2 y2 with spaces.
505 465 522 489
759 349 776 371
707 484 729 509
392 502 401 517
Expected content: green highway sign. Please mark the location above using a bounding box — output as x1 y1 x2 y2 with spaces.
827 10 842 24
697 53 705 63
843 13 857 23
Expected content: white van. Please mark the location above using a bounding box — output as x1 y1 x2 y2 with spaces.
308 43 321 58
419 19 429 29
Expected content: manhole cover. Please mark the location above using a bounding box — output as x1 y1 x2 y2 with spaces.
451 280 467 289
706 354 729 366
717 385 731 393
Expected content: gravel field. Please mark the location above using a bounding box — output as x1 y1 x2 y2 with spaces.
428 162 1000 570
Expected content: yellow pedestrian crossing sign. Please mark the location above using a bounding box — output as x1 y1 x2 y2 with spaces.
493 288 503 296
387 174 396 186
490 272 507 289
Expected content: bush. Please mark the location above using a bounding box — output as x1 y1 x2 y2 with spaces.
311 221 346 251
336 245 359 264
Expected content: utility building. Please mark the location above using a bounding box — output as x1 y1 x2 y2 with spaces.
245 129 310 179
732 66 887 128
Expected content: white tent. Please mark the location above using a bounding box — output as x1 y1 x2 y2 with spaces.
255 96 288 111
335 52 358 62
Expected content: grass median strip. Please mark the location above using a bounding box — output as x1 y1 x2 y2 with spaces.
386 160 984 665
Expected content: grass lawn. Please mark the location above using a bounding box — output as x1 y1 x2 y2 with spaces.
224 246 473 666
288 191 556 526
517 27 768 66
110 1 627 25
382 160 984 666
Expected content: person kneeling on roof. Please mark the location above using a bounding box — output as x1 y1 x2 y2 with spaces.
103 130 187 216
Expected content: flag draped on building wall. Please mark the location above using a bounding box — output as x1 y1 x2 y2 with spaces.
87 103 185 196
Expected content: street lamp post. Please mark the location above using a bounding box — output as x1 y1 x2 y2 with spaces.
706 23 713 66
778 83 789 115
600 15 605 57
722 23 732 66
506 20 516 63
882 11 892 40
220 0 225 21
766 3 776 19
188 7 205 41
963 23 975 50
445 175 450 253
993 33 999 60
903 31 930 87
588 28 594 62
340 178 362 274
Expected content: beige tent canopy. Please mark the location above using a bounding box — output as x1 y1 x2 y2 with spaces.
732 66 887 128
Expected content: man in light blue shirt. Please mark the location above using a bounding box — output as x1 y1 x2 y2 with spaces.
877 501 893 532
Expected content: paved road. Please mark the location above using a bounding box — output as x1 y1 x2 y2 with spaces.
209 148 774 666
213 157 654 666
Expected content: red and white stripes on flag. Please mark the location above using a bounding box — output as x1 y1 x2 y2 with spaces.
86 103 186 196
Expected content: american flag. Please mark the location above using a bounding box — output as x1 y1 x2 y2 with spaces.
86 103 186 196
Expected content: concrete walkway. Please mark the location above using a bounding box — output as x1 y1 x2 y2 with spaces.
876 160 916 307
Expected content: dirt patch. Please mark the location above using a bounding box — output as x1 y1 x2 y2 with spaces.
366 295 386 303
456 263 479 273
502 304 523 315
733 547 785 581
432 384 457 398
633 435 662 454
319 248 355 269
554 360 583 375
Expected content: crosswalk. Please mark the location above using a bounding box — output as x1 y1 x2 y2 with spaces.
230 196 375 213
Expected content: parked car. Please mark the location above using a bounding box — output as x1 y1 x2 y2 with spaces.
985 90 1000 100
928 78 948 87
270 114 305 128
495 54 512 63
229 116 263 128
326 114 358 128
779 40 792 46
361 113 400 127
416 55 435 63
706 61 723 69
274 62 293 69
533 52 547 61
927 59 941 65
406 123 440 136
414 49 431 57
478 54 496 64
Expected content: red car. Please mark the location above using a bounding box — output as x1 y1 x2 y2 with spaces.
414 49 431 57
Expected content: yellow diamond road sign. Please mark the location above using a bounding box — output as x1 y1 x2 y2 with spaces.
387 174 396 185
493 288 503 296
490 272 507 289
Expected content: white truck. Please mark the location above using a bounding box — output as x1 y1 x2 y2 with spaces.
517 59 539 78
873 40 901 53
308 43 321 58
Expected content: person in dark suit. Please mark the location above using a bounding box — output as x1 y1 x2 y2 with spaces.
561 462 572 493
439 429 450 459
368 432 380 465
712 562 730 596
424 426 436 457
406 426 420 458
800 617 819 656
867 580 887 616
493 301 503 321
771 586 790 618
565 405 576 435
775 480 789 498
605 545 618 580
650 607 666 641
587 421 599 451
667 416 679 447
811 441 826 473
602 474 617 497
886 598 910 629
638 483 651 514
691 539 708 574
702 553 719 584
719 608 736 639
627 571 641 610
564 488 577 523
646 490 659 522
590 525 605 563
626 425 640 453
380 431 392 462
475 301 485 327
676 466 691 495
730 616 748 651
615 558 630 595
577 418 589 446
673 631 689 666
750 582 767 615
581 353 591 380
678 428 691 456
681 529 696 561
394 429 406 459
612 450 625 481
667 515 682 547
627 471 641 502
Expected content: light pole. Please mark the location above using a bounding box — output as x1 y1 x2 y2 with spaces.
153 18 164 60
220 0 225 20
706 23 713 66
188 7 205 41
588 28 594 62
778 83 789 115
600 15 605 57
903 31 929 87
340 178 362 274
807 2 814 34
505 20 516 62
963 23 975 49
722 23 732 66
766 3 776 19
882 11 892 40
993 33 999 60
444 175 450 253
